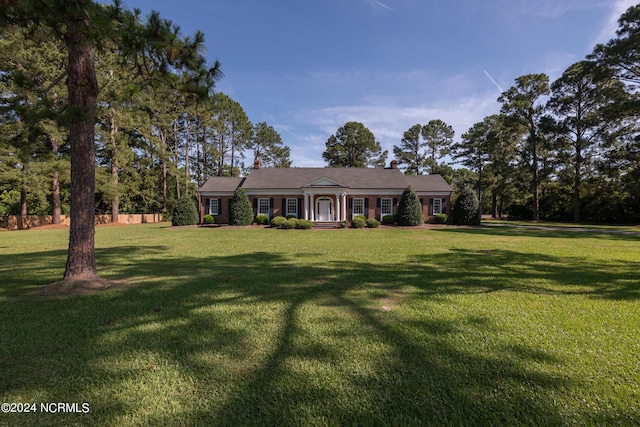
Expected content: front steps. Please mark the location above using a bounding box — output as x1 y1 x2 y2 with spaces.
313 221 340 229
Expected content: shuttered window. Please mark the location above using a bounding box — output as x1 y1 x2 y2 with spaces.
209 199 219 216
432 198 442 214
258 198 270 219
286 198 298 217
381 198 393 217
352 198 364 217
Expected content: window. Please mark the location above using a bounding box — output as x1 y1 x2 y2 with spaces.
286 198 298 218
352 198 364 217
381 198 393 218
432 198 442 215
209 199 219 216
258 198 270 218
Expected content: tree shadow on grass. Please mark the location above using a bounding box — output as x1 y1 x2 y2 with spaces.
0 243 638 425
442 224 640 241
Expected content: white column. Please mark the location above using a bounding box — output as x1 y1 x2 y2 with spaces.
303 192 309 220
341 193 347 221
335 193 341 222
310 193 315 221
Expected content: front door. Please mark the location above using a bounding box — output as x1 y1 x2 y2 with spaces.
317 198 332 221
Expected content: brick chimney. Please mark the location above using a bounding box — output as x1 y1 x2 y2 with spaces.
390 159 398 169
254 158 262 169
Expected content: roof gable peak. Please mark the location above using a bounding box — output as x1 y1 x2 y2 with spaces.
303 176 347 188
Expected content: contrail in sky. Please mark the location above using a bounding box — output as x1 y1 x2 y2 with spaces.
483 69 504 94
269 116 306 145
373 0 394 12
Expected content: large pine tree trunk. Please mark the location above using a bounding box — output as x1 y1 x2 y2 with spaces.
63 28 99 281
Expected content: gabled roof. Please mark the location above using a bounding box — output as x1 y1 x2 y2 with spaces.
199 176 243 193
198 168 453 194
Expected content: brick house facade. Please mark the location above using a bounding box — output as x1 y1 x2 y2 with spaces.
199 160 453 224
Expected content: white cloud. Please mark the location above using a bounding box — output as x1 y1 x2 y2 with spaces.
593 0 637 46
288 91 500 167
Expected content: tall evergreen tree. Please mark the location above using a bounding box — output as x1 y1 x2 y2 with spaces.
422 119 454 173
547 60 631 222
0 0 220 283
499 73 551 221
323 121 387 168
393 124 423 175
248 122 291 169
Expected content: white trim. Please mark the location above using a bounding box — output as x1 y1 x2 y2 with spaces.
352 198 365 217
246 189 304 196
209 198 219 216
200 191 235 197
432 198 443 215
258 198 271 219
286 198 298 217
380 197 393 219
303 176 347 188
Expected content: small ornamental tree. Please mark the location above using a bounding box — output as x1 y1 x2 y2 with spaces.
229 187 254 225
397 186 424 226
172 197 199 226
452 186 481 225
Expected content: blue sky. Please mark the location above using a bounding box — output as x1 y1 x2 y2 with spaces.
125 0 636 167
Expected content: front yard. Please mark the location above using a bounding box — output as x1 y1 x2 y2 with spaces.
0 223 639 426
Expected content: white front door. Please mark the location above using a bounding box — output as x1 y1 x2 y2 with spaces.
317 199 332 221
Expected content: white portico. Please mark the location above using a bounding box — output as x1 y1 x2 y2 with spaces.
302 177 348 222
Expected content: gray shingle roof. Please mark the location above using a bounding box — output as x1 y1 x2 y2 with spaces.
199 176 243 193
199 168 452 194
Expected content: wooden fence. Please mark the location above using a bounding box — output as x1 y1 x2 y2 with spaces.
3 214 164 230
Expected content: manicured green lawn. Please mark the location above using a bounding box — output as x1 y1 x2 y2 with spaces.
1 223 639 426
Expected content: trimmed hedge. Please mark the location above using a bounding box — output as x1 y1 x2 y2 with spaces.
352 217 366 228
397 186 424 226
229 187 254 226
382 214 395 225
270 216 287 228
203 214 215 224
452 187 481 225
255 214 269 225
172 197 198 226
366 218 381 228
434 213 448 224
282 218 298 229
296 219 313 229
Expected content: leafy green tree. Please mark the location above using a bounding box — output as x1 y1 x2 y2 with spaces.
396 186 423 226
422 119 454 173
323 121 387 167
248 122 291 169
229 187 253 225
452 186 481 225
393 124 424 175
499 73 551 221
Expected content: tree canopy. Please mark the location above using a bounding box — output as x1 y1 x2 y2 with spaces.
323 121 387 168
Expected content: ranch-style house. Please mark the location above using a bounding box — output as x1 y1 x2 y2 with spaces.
198 159 453 225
